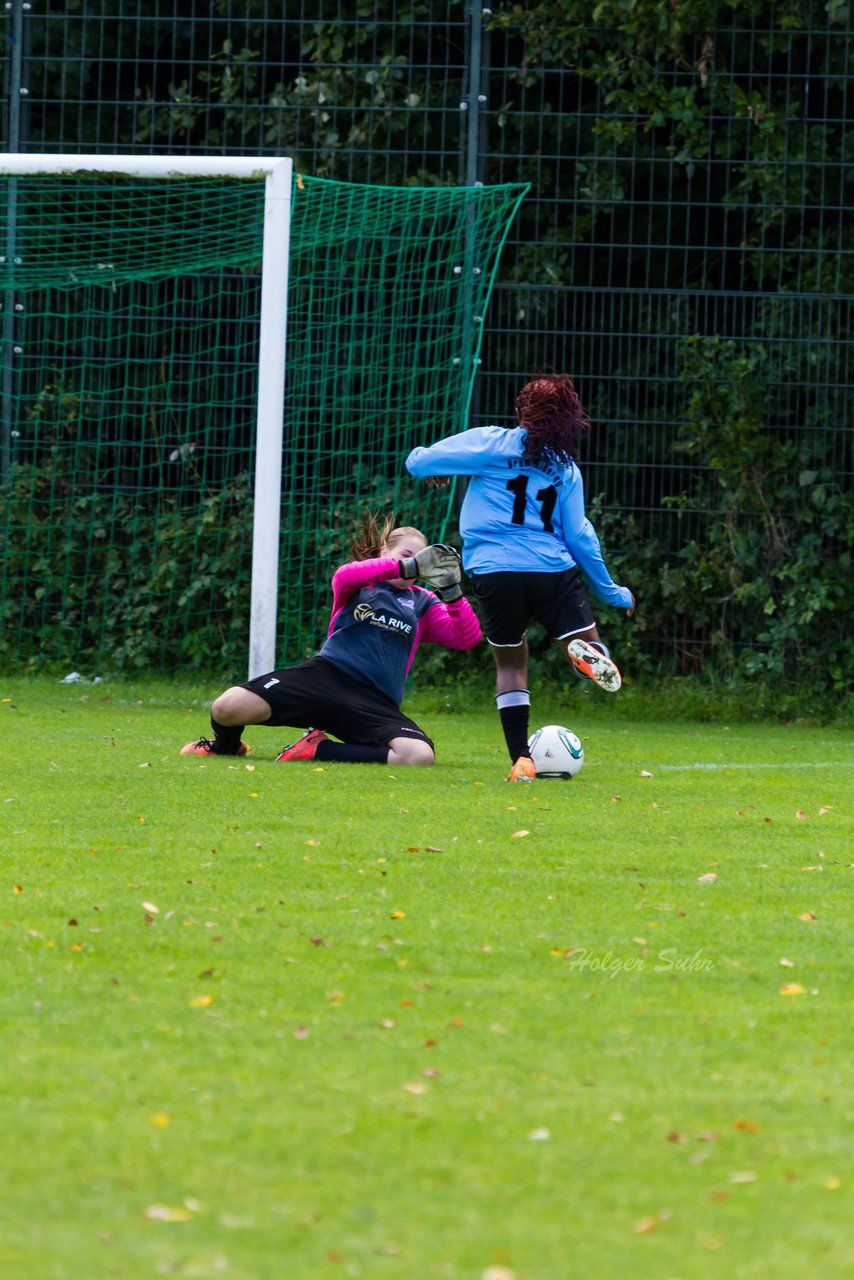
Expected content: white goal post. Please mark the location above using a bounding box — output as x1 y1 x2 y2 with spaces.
0 152 293 679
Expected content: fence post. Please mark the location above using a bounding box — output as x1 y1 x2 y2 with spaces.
457 1 491 437
462 0 489 189
1 0 28 485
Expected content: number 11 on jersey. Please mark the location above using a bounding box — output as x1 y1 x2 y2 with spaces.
506 475 557 532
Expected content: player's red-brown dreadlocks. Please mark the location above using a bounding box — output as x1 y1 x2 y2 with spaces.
515 373 590 467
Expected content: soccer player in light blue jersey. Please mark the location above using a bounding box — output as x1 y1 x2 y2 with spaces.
405 373 635 781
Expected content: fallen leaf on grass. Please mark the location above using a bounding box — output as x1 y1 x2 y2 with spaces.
528 1127 550 1141
729 1170 757 1184
188 995 213 1008
511 830 530 839
145 1204 195 1222
697 873 717 884
779 983 806 996
733 1119 760 1132
425 845 443 853
640 770 653 778
779 957 795 968
632 1215 659 1234
798 912 817 922
795 810 809 820
390 910 406 919
403 1081 427 1094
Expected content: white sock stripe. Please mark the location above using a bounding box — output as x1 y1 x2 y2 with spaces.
496 690 531 709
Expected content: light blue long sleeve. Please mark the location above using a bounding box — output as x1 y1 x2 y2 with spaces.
406 426 632 608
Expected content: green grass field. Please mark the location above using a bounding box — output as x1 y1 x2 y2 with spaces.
1 677 852 1280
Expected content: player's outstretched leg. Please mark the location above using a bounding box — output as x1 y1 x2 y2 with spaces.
567 638 622 693
180 684 271 756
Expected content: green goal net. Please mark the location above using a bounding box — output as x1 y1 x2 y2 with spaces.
0 166 526 675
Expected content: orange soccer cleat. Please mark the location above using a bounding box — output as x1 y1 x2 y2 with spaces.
507 755 537 783
180 736 250 757
275 728 329 762
567 639 622 692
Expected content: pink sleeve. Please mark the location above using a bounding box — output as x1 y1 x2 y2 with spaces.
414 592 482 651
328 556 401 633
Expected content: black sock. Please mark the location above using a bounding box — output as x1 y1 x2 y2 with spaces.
315 740 389 765
496 690 531 762
210 716 245 755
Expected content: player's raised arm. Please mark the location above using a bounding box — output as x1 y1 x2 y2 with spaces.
558 466 634 612
405 426 511 477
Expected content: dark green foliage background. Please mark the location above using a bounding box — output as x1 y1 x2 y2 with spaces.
1 0 851 697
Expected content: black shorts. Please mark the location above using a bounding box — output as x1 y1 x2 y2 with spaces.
240 655 434 749
469 568 595 647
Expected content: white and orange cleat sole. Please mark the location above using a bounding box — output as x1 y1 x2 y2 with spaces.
567 639 622 692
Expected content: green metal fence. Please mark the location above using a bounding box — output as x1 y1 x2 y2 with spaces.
2 0 852 689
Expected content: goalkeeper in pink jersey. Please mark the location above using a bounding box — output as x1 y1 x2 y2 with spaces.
180 514 481 766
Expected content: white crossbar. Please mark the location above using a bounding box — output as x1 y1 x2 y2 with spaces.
0 153 287 180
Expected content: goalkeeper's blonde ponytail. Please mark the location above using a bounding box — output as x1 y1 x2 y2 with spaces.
350 511 425 561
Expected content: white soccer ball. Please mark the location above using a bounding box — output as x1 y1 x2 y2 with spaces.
527 724 584 779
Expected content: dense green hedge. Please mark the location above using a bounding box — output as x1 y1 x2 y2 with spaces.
3 0 851 693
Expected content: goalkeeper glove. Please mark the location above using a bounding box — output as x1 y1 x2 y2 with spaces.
398 543 461 587
435 580 463 604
